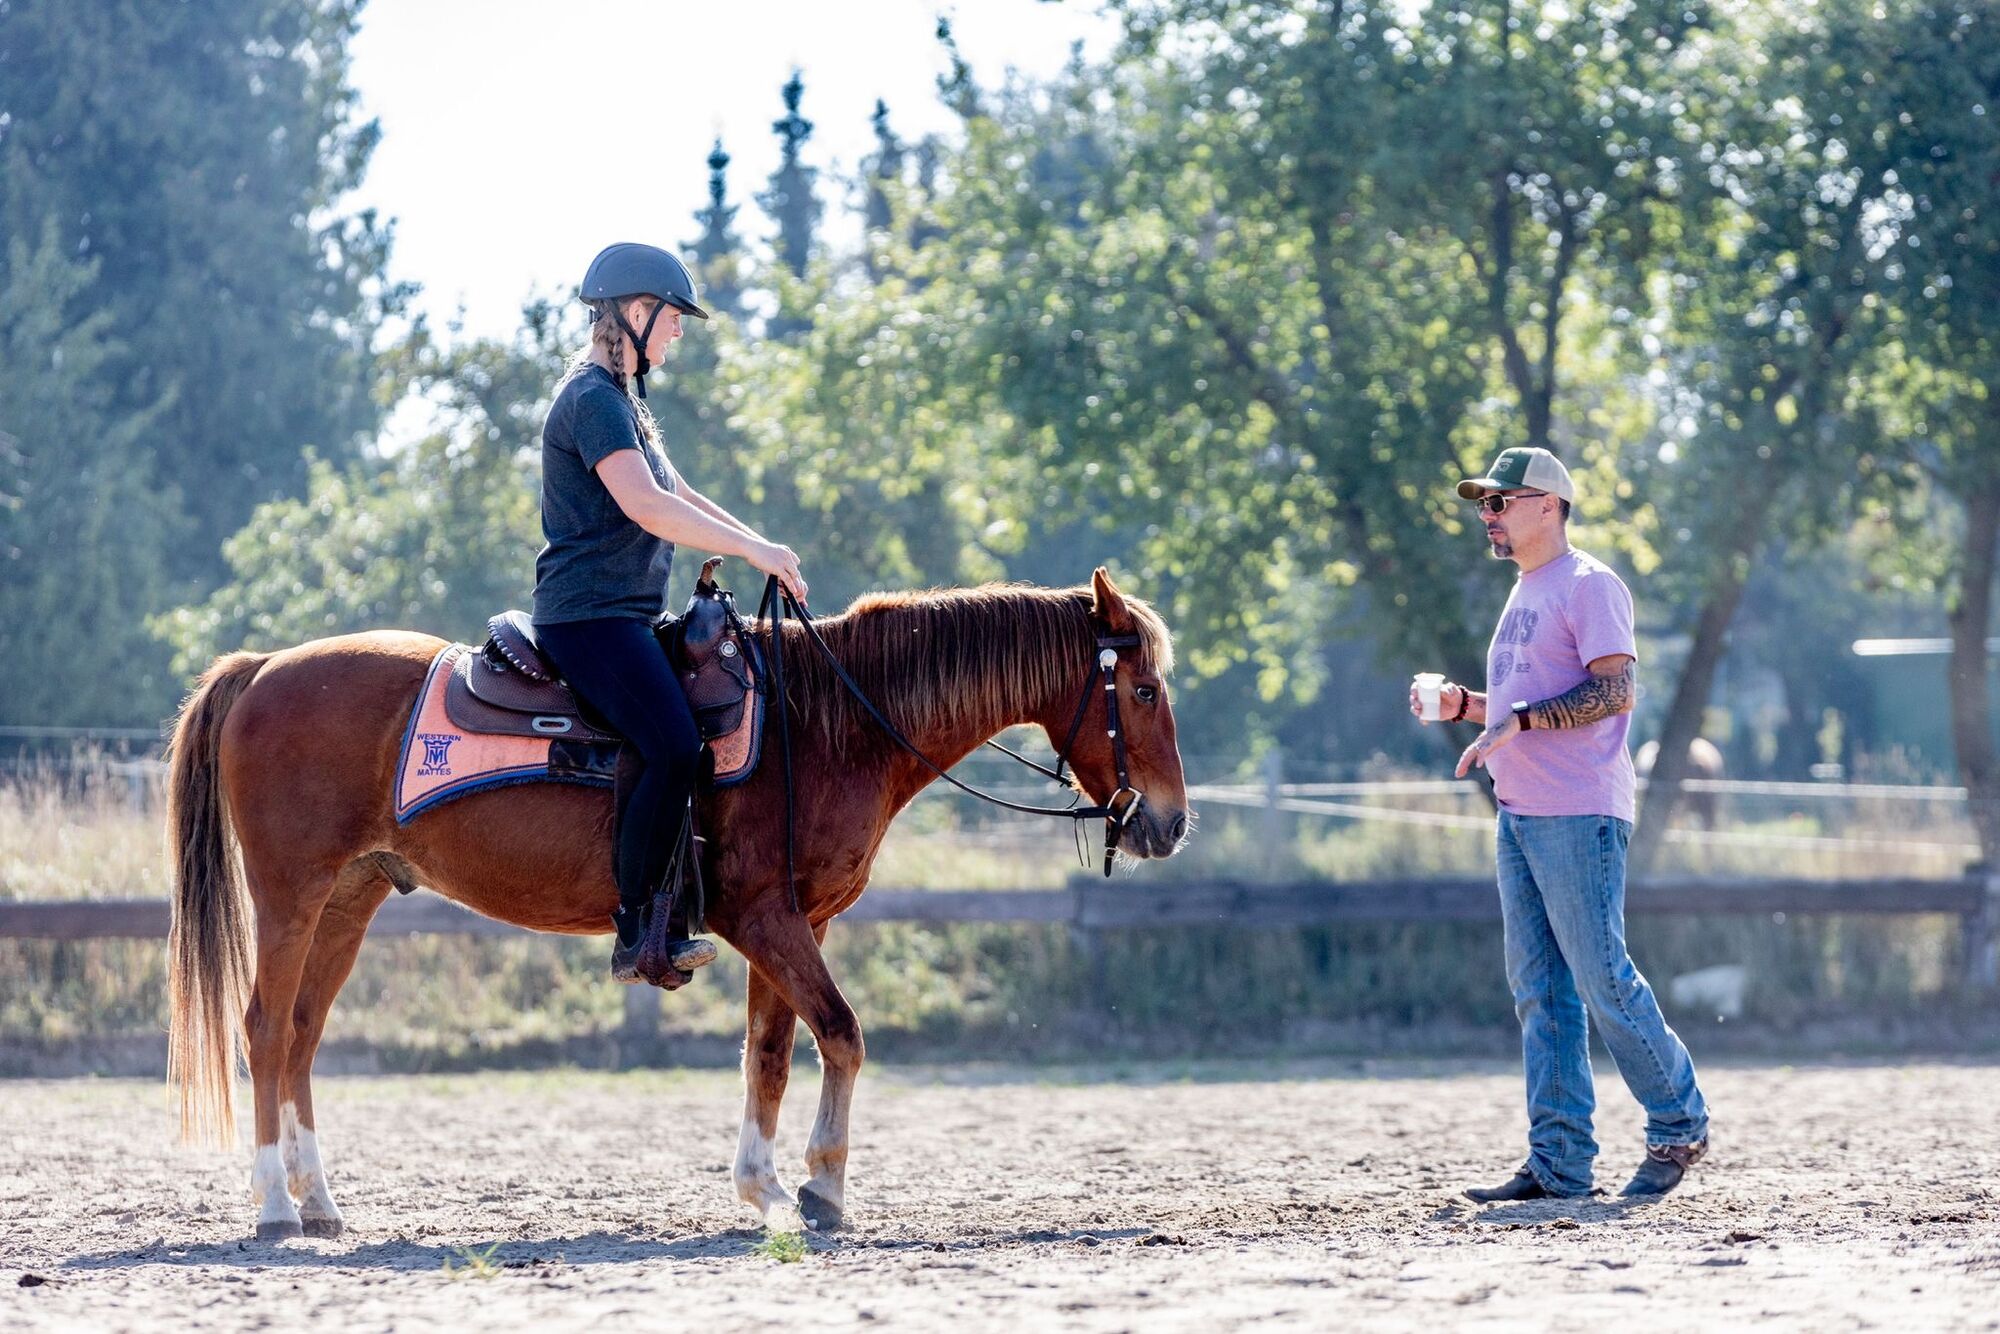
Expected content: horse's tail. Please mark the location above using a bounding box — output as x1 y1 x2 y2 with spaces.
166 650 268 1148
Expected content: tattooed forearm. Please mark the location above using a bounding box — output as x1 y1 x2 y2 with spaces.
1530 663 1635 730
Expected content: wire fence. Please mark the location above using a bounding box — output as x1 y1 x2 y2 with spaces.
3 729 1990 867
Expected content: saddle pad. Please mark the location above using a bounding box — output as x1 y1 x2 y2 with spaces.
394 645 613 824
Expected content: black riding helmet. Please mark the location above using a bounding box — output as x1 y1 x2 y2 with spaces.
580 242 709 398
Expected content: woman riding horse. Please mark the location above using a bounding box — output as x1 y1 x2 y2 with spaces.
536 242 809 981
167 572 1189 1239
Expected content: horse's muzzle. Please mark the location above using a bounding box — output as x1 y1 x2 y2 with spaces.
1118 802 1191 859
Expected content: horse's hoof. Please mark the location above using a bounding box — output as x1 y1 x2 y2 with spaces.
797 1184 843 1231
302 1217 344 1239
255 1219 304 1242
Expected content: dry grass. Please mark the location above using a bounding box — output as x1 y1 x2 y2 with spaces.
0 756 168 901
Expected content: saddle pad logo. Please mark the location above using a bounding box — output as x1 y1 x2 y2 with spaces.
416 733 458 776
395 644 613 824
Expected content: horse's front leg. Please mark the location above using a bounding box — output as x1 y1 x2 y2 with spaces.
732 913 861 1230
734 965 800 1220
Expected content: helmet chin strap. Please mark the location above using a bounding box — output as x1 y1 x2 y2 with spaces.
612 299 670 398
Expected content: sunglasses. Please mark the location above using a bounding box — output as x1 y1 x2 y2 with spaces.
1472 490 1549 516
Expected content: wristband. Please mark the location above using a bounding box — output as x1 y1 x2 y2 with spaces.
1449 686 1469 723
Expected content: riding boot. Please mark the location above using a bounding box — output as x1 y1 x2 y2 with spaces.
611 799 717 985
608 903 651 984
610 900 713 983
608 748 656 983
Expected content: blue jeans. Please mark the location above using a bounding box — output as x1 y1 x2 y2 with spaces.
1496 810 1708 1196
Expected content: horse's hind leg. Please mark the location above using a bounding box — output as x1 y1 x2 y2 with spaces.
242 862 339 1241
282 858 395 1238
731 915 860 1230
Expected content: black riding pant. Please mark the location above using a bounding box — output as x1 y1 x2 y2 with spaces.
533 616 701 915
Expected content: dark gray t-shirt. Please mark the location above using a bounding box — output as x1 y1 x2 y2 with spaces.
532 364 676 624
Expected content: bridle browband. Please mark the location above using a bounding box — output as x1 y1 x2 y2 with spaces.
755 578 1145 912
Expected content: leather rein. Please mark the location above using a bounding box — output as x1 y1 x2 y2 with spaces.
755 577 1144 912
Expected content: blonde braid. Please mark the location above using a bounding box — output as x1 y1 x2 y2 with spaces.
593 303 629 393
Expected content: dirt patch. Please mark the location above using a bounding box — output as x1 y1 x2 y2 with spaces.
3 1060 1997 1330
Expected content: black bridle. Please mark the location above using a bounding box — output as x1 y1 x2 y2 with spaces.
756 578 1145 911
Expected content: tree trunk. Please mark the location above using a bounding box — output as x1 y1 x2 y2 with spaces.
1628 552 1753 876
1947 477 2000 871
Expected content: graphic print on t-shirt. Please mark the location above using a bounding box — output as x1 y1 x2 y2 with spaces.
1491 606 1540 685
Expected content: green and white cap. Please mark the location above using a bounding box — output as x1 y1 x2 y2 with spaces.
1456 447 1574 502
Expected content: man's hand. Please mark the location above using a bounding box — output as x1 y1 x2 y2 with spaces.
1455 710 1523 778
1408 678 1466 725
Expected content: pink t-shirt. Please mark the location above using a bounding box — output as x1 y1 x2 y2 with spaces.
1484 548 1637 821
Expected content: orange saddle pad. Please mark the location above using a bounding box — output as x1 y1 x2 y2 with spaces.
394 646 615 824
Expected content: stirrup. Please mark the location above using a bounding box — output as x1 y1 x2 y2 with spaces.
609 912 714 986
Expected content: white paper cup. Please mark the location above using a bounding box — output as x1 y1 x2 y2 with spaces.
1413 673 1445 721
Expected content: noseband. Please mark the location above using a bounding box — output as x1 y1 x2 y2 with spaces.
757 579 1147 913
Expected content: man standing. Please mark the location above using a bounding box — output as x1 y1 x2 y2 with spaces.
1413 446 1710 1200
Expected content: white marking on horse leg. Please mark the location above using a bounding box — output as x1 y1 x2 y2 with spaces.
280 1102 341 1232
250 1142 302 1235
733 1116 794 1221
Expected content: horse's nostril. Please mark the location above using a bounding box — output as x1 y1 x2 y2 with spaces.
1168 812 1188 842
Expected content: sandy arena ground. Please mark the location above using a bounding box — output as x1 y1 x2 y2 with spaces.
3 1059 1997 1331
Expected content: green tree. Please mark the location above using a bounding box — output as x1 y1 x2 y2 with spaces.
1628 0 1908 869
1868 1 2000 867
760 70 822 284
0 224 178 725
915 3 1502 711
690 138 747 322
862 100 905 281
0 0 398 584
155 308 564 670
1388 0 1692 454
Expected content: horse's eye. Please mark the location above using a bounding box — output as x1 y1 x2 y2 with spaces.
1135 685 1159 705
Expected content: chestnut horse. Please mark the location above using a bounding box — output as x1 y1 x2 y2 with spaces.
166 569 1189 1239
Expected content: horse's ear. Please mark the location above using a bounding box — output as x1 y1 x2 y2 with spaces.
1090 566 1133 630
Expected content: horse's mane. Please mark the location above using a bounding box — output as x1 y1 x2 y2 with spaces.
772 582 1174 753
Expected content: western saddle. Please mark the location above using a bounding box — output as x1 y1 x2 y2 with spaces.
443 557 765 785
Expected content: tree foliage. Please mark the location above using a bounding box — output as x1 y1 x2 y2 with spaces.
13 0 1999 806
0 0 395 722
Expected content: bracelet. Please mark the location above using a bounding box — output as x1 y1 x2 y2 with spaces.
1450 685 1469 722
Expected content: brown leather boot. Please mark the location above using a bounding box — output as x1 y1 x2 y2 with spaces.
1464 1167 1551 1204
1620 1139 1708 1197
609 904 650 984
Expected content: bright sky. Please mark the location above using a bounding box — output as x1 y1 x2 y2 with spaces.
348 0 1119 345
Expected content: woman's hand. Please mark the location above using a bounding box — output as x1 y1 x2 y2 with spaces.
745 539 808 606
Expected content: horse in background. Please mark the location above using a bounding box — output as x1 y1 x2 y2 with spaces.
166 570 1189 1239
1635 736 1726 829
